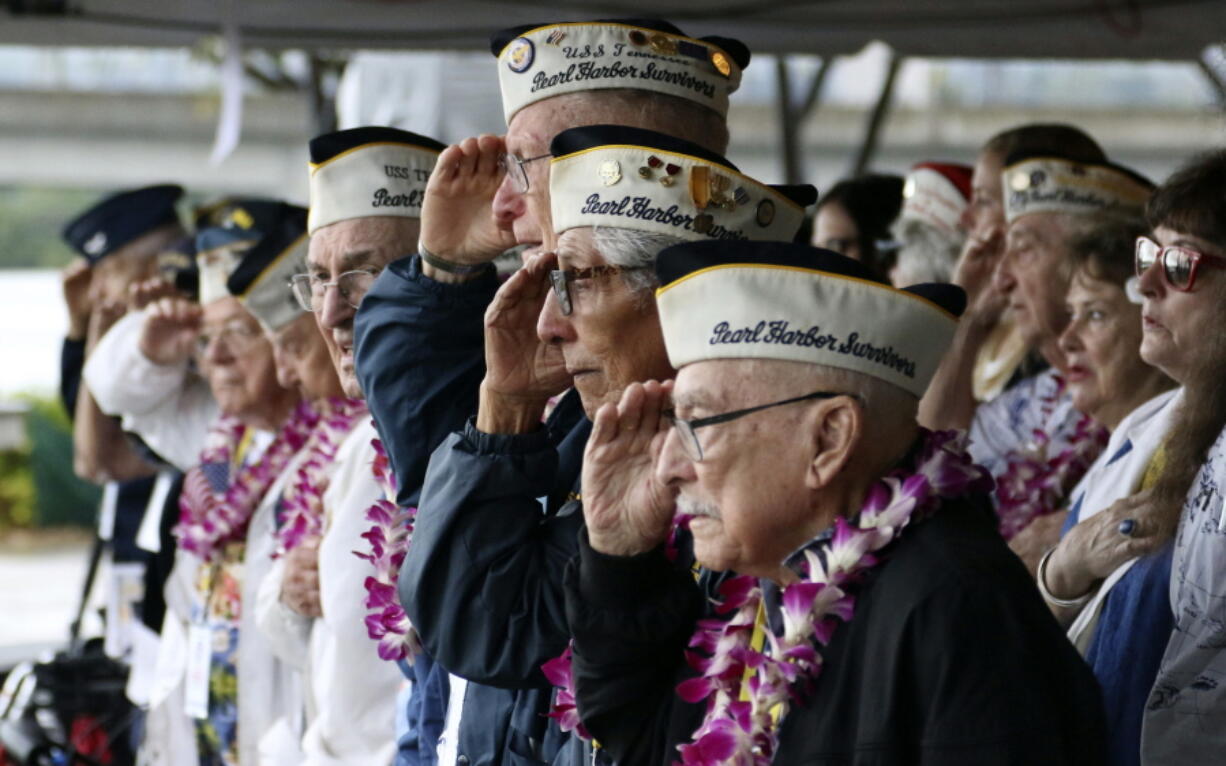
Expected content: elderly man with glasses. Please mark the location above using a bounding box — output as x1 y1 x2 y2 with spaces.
87 201 314 764
351 18 755 766
562 239 1108 765
936 150 1155 572
401 123 813 766
281 125 476 766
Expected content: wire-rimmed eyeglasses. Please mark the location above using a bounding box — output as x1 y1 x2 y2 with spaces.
666 391 858 462
499 152 552 193
548 265 650 316
288 270 377 312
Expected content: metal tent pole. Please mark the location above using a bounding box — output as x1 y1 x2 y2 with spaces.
850 49 903 176
774 55 834 185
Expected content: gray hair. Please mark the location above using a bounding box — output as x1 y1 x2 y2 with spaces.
591 226 685 297
890 219 963 286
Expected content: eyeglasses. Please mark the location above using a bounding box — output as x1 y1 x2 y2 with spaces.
1135 235 1226 292
196 320 263 357
499 152 552 193
289 270 377 312
666 391 856 462
548 265 650 316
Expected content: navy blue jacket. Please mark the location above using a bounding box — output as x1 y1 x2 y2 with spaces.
404 391 592 766
353 254 498 766
565 497 1108 765
61 336 154 564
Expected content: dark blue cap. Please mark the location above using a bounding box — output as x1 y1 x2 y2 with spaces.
309 126 447 165
198 199 308 297
156 234 199 300
62 184 184 264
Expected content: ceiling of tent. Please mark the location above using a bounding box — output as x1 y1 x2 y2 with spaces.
1 0 1223 60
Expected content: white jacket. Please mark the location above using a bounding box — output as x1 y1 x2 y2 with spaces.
255 419 402 765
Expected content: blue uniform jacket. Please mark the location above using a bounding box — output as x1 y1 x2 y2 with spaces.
404 391 592 766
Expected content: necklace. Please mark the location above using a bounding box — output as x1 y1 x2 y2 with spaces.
175 399 319 563
546 429 989 763
354 435 421 662
675 429 990 765
274 397 369 556
994 375 1108 540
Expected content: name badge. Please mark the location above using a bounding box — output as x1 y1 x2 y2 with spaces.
184 623 212 720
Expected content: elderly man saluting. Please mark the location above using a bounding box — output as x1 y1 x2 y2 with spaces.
564 240 1108 765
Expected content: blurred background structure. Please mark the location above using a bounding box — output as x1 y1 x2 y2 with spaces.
0 0 1224 652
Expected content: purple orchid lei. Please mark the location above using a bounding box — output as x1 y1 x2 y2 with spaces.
273 396 369 557
994 376 1108 540
352 435 421 662
542 642 590 739
543 430 990 763
175 399 320 563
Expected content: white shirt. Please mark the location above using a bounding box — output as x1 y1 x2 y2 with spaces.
256 419 403 765
968 367 1080 483
1142 410 1226 763
84 309 216 471
138 431 302 766
1062 388 1180 649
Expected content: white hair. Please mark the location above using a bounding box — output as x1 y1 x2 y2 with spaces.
591 226 685 297
890 219 963 286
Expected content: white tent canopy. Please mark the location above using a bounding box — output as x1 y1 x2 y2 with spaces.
3 0 1224 60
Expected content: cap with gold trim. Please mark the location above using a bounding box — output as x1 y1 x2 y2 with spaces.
62 184 183 264
193 199 307 333
491 18 749 123
549 125 816 242
307 126 447 235
654 240 966 397
1001 153 1153 224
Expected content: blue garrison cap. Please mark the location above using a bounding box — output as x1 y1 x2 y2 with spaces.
62 184 184 264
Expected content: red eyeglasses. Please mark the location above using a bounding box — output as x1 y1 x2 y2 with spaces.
1135 235 1226 292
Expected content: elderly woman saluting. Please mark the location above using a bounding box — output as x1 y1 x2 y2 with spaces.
1036 217 1175 766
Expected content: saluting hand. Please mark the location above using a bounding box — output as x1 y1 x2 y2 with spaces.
476 251 571 433
420 134 518 267
140 296 202 366
954 226 1009 329
128 277 180 312
583 380 679 557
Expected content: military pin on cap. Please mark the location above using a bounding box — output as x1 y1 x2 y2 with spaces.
599 160 622 186
756 199 776 227
83 231 107 256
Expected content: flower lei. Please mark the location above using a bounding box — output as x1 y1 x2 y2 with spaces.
994 375 1109 540
175 399 319 563
545 430 990 763
353 435 421 662
672 429 991 765
273 396 369 557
